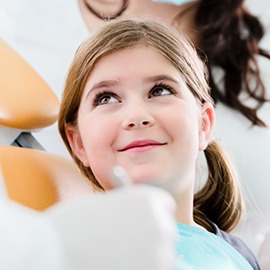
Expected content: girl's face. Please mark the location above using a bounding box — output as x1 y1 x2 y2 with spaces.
67 46 214 192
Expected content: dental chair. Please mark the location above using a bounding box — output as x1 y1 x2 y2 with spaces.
0 145 93 210
0 38 59 149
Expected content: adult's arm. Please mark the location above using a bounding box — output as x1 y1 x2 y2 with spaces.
0 186 177 270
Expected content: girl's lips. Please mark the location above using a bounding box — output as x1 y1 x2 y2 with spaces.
119 140 166 152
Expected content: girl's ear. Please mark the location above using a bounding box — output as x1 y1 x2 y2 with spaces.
199 102 215 151
65 124 90 167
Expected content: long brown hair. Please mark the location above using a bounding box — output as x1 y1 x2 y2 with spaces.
180 0 270 126
58 19 243 232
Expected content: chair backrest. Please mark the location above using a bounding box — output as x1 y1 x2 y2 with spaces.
0 39 60 147
0 146 94 210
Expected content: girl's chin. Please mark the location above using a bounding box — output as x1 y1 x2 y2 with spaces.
129 170 179 194
129 171 166 187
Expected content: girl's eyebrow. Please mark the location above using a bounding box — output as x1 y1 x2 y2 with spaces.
144 75 180 85
86 80 118 99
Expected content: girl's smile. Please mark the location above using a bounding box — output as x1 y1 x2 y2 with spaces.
118 139 167 153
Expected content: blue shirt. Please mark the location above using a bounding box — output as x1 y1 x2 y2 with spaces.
175 223 258 270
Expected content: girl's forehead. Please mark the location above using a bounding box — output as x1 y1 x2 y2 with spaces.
85 46 184 84
89 45 178 73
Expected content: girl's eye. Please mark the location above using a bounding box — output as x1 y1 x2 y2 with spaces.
150 83 175 97
93 91 119 106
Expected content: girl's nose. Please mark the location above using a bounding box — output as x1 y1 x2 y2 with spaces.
121 106 155 130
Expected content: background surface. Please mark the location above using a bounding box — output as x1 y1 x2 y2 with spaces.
1 0 270 256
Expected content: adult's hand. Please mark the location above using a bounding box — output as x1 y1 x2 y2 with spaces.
46 185 177 270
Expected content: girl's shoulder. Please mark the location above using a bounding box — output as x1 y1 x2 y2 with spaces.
210 222 261 270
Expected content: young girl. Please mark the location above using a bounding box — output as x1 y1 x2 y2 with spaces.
58 19 260 269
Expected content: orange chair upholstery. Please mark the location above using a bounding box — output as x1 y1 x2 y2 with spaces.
0 39 60 148
0 146 94 211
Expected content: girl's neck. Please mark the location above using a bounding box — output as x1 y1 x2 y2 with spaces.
171 185 206 230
